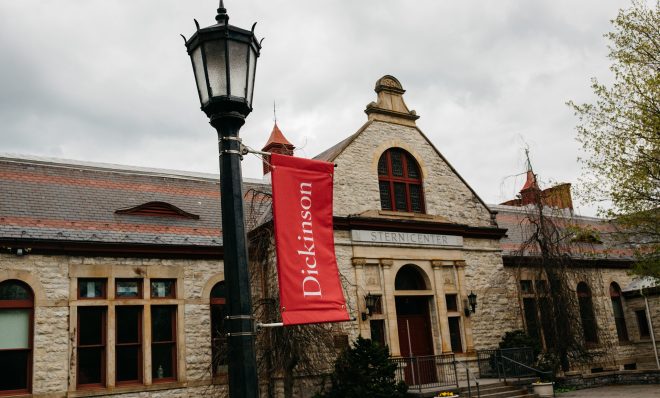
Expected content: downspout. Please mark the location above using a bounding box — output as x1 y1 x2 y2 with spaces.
640 287 660 369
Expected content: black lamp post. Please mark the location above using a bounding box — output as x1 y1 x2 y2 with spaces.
184 2 261 397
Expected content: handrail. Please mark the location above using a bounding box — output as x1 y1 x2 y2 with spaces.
500 355 554 379
499 353 554 388
454 359 480 398
500 355 555 398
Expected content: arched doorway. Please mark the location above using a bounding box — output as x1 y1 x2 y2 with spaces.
394 265 435 384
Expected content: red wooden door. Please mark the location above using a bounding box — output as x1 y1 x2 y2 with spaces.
396 296 437 385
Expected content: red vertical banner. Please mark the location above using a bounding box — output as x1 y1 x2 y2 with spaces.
270 153 350 325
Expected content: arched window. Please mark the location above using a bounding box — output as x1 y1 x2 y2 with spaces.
610 282 628 342
378 148 424 213
577 282 598 345
0 280 33 393
210 282 228 374
395 265 427 290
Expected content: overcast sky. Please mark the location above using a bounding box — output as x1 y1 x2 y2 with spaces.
0 0 631 215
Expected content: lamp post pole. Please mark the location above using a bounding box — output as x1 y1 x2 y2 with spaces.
183 2 262 396
213 113 259 398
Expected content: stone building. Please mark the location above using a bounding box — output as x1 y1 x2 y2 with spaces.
494 168 659 372
0 75 657 397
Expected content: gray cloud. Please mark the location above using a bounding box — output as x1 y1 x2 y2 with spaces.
0 0 630 215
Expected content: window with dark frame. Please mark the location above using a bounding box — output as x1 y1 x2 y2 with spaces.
151 280 176 299
0 280 33 394
636 310 650 339
378 148 425 213
74 277 180 391
577 282 598 345
522 297 540 340
78 279 106 299
519 280 533 294
115 306 143 384
609 283 629 342
368 295 383 315
370 320 386 347
445 294 458 312
210 282 228 375
448 316 463 353
116 279 142 299
77 306 106 387
151 306 177 381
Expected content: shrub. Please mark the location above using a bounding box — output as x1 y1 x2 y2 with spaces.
315 336 407 398
498 330 541 357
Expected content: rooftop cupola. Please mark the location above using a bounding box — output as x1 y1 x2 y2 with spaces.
261 122 295 175
365 75 419 127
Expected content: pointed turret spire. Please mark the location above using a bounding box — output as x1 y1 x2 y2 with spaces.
519 149 541 205
262 121 295 175
520 149 539 191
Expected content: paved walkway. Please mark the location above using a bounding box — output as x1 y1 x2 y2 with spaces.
559 385 660 397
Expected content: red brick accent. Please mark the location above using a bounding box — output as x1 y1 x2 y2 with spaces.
0 216 221 236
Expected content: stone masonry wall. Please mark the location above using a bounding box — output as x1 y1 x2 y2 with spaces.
332 121 493 227
463 238 522 349
0 253 227 398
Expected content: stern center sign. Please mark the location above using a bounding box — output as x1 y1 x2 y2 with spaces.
351 230 463 247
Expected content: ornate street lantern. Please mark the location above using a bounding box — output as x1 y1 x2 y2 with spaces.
184 0 261 120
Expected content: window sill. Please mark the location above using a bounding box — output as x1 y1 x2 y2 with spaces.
0 392 31 398
378 210 433 219
68 381 183 397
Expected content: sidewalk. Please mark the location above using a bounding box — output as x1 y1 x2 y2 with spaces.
559 385 660 397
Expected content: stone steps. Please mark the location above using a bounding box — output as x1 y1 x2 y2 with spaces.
408 381 538 398
457 381 537 398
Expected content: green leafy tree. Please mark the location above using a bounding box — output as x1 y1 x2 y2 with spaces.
316 337 407 398
569 0 659 279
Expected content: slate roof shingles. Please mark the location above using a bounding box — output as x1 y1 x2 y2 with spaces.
0 157 271 247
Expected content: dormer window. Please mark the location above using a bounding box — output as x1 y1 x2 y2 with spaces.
115 202 199 220
377 148 424 213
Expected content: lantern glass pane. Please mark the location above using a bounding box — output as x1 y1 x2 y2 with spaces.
228 40 248 99
205 40 228 98
192 47 209 105
247 48 256 106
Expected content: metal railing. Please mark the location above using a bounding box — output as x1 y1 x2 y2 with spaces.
391 353 457 392
476 347 535 378
454 359 481 398
499 355 553 384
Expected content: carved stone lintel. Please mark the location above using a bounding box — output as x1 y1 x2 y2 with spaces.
454 260 467 267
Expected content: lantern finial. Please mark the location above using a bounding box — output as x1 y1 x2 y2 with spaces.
216 0 228 24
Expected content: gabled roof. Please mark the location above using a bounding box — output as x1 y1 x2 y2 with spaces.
313 75 496 219
314 125 368 162
0 154 271 256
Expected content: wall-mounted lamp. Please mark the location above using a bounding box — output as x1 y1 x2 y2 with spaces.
362 293 380 321
464 291 477 316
